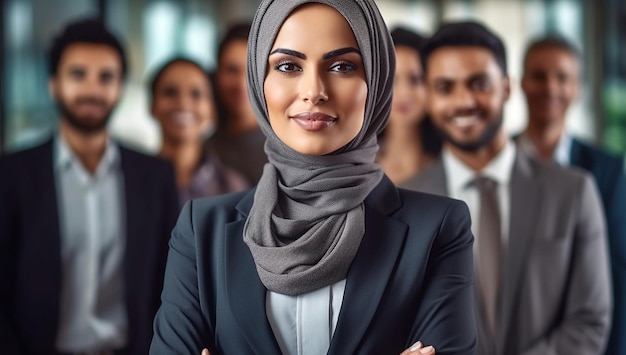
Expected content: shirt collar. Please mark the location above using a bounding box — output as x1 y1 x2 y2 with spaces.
443 139 517 192
54 131 120 177
519 131 571 166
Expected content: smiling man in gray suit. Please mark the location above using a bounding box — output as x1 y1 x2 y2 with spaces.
402 21 612 355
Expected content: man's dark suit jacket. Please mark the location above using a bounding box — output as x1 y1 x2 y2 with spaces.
570 138 626 355
150 176 477 354
0 138 180 354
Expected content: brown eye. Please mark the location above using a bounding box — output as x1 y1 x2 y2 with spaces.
100 70 115 84
190 88 203 100
274 61 301 73
329 61 357 73
409 74 424 86
68 68 86 80
162 86 178 97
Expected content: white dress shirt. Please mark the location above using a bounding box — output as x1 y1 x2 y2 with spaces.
266 280 346 355
54 133 128 353
442 141 516 250
518 132 571 166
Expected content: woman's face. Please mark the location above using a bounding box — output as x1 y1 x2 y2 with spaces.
390 46 426 126
151 61 215 143
264 3 367 156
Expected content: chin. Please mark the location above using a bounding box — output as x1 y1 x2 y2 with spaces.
289 143 335 156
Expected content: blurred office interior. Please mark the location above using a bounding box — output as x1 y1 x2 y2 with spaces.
1 0 625 157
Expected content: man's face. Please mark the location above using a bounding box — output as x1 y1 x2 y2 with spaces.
522 47 579 126
426 46 510 151
49 43 123 134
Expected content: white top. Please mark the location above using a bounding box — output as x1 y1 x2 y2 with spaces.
518 132 572 166
54 133 128 353
266 280 346 355
442 140 517 250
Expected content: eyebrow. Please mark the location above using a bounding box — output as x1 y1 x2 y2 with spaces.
432 72 492 83
269 47 361 60
467 72 491 81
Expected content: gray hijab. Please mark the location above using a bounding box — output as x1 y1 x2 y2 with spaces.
243 0 395 296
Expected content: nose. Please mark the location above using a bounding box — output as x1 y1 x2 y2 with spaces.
299 69 328 105
175 93 193 111
545 75 560 96
452 87 477 110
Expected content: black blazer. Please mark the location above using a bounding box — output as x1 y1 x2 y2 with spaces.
0 139 179 354
570 138 626 355
150 176 477 354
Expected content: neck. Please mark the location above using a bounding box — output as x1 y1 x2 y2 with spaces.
447 130 508 172
59 120 108 174
524 116 565 160
159 138 202 189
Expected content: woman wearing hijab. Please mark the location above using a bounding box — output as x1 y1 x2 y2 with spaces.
150 1 476 354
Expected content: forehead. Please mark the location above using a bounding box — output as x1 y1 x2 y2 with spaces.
59 43 121 70
525 47 579 70
220 40 247 60
158 62 209 88
272 3 358 50
427 46 503 79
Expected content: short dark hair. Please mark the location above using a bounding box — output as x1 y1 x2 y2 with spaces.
148 57 209 103
217 22 251 63
422 21 507 76
48 18 128 78
390 26 427 54
523 35 581 70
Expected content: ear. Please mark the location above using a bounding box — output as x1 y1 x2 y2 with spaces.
502 75 511 102
48 77 57 99
573 76 582 101
149 97 157 120
520 73 530 96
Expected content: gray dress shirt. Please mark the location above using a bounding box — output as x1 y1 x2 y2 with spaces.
54 134 128 353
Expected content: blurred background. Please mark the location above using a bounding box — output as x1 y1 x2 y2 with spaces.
1 0 625 156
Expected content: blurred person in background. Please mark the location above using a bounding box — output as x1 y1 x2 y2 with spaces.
377 27 441 185
0 18 178 354
150 57 249 207
403 21 612 354
518 35 626 355
208 22 268 185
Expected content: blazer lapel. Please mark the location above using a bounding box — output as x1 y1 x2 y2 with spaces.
328 176 408 355
224 191 282 354
497 151 542 353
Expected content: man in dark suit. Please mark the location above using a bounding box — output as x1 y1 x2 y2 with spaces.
518 36 626 355
402 22 612 354
0 19 179 354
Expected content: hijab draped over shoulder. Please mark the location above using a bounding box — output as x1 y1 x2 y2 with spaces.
243 0 396 296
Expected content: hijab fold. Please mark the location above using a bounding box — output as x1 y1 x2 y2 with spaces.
243 0 396 296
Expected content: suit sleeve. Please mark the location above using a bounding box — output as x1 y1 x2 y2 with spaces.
150 200 216 355
522 174 612 355
601 160 626 355
0 160 22 354
409 200 477 355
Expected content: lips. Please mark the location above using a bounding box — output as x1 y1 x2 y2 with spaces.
169 111 195 127
290 112 337 131
451 115 480 129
